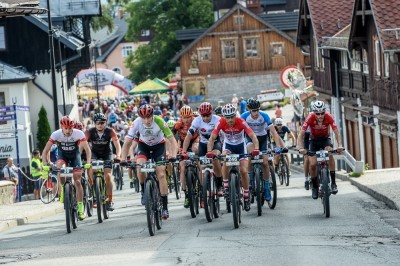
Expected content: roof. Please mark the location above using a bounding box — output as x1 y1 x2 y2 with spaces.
321 24 351 50
171 4 296 63
0 61 33 82
306 0 354 43
370 0 400 52
176 28 206 41
96 17 128 62
261 0 287 5
259 11 298 31
24 16 85 51
0 0 47 16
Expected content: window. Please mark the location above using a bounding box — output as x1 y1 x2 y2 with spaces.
122 45 133 58
112 67 122 75
384 53 390 77
141 30 150 37
197 47 212 62
341 51 348 69
243 37 260 58
234 15 244 26
221 39 238 59
271 42 284 56
0 26 5 50
351 49 361 71
375 39 381 76
362 49 369 74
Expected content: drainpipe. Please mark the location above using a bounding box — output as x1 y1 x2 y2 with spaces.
32 77 53 99
373 105 382 169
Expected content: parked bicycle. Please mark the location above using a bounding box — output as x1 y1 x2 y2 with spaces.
199 156 220 222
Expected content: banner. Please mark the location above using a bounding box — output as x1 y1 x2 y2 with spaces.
76 68 130 95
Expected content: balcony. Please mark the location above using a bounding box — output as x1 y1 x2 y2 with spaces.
371 79 400 111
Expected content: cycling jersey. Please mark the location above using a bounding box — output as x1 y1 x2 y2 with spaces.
49 129 86 155
126 115 173 146
172 118 198 142
241 111 272 136
188 115 221 144
274 125 291 140
212 117 253 145
301 112 338 139
86 127 118 155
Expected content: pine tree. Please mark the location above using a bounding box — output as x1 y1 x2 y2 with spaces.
37 106 51 151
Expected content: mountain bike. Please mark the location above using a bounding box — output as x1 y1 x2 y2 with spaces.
81 169 93 217
199 156 220 222
266 150 277 209
275 148 290 186
92 160 109 223
248 152 265 216
171 161 181 200
113 160 124 190
180 152 200 218
39 170 59 204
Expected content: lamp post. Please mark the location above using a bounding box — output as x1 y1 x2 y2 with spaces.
55 28 66 115
46 0 59 129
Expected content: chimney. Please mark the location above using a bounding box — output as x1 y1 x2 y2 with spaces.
245 0 262 14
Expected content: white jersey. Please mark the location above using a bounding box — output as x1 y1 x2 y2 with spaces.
126 115 173 146
49 129 86 154
188 115 220 144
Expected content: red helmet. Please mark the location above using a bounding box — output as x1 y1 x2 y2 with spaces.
138 104 154 118
198 102 212 116
74 121 84 130
60 116 75 129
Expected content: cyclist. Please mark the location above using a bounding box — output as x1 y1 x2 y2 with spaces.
182 102 223 201
85 113 121 211
214 106 223 117
121 104 178 219
74 121 84 131
297 100 343 199
241 98 285 202
273 118 296 176
173 106 199 208
207 103 259 212
41 116 92 220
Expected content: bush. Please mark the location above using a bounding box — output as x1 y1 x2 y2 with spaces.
349 172 361 177
37 106 51 151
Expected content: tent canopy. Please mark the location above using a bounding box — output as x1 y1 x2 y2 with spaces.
153 78 170 89
129 79 169 95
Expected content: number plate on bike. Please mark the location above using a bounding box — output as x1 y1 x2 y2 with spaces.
268 153 274 161
316 150 329 162
60 167 74 178
199 156 212 165
226 154 240 166
251 159 264 163
141 163 155 173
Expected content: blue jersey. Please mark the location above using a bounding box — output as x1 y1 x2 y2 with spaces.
241 111 272 136
275 125 291 140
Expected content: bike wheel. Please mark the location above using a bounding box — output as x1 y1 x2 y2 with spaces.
95 177 103 223
186 168 196 218
269 165 277 209
321 169 330 218
71 185 78 229
102 178 109 220
114 167 121 190
145 179 156 236
282 158 290 186
202 171 213 222
230 173 240 229
194 174 200 215
86 184 94 217
40 176 58 204
155 190 162 230
254 167 262 216
64 183 72 233
277 161 283 185
172 164 180 200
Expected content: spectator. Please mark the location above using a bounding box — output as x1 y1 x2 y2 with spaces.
231 93 239 107
275 104 283 118
30 150 43 200
85 120 93 131
164 111 172 122
154 106 162 116
239 97 247 114
108 110 118 127
2 157 19 186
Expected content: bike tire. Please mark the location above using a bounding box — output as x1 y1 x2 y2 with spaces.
230 173 239 229
145 179 156 236
278 161 283 185
269 165 277 209
254 167 262 216
102 178 109 220
186 167 196 218
321 169 330 218
87 184 93 217
71 185 78 230
194 172 200 215
95 177 103 223
172 164 180 200
114 167 121 190
40 176 58 204
283 158 290 186
64 183 72 233
203 171 213 222
155 189 162 230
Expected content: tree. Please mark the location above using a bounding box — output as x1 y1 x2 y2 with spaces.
37 106 52 152
125 0 213 84
90 4 115 33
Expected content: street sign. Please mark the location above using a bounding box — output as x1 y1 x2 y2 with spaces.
0 106 14 112
257 92 284 102
16 105 30 111
0 132 15 138
0 114 15 122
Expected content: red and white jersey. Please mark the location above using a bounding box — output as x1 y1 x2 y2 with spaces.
301 112 338 139
212 117 253 145
49 129 86 153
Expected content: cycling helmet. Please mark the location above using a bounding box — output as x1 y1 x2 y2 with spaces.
74 121 84 130
198 102 212 116
311 100 326 112
274 118 284 125
247 98 260 110
167 120 176 129
180 105 193 118
214 106 222 115
222 103 237 117
60 116 75 128
138 104 154 118
50 144 58 152
93 113 106 122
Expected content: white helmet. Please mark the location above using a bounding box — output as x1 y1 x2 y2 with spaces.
274 118 284 125
311 100 326 112
222 103 237 117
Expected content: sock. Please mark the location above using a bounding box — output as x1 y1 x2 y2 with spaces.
108 195 112 202
330 171 336 184
243 189 249 199
78 202 83 212
223 179 229 189
140 183 144 193
162 195 168 209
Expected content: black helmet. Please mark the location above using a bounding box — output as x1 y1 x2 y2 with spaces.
247 98 260 110
93 113 107 122
214 106 222 115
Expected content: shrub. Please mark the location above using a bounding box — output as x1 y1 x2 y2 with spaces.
36 106 51 151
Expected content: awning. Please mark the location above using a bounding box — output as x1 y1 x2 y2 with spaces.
129 79 169 95
153 78 170 89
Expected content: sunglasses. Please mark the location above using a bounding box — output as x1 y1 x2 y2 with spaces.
315 112 325 116
251 109 259 113
276 124 283 126
96 121 106 125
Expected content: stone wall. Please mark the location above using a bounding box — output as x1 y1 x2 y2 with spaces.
0 181 15 205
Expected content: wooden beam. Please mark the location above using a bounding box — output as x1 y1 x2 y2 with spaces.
301 15 311 20
207 29 272 36
356 10 372 16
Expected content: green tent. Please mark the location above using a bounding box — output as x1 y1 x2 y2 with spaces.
129 79 169 95
153 78 170 88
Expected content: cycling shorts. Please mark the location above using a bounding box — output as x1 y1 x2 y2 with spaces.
310 137 333 152
223 142 247 160
198 141 222 157
137 142 166 163
91 151 113 169
246 134 268 151
57 149 82 170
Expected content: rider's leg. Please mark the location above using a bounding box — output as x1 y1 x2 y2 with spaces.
246 143 254 188
328 152 338 194
304 155 310 190
104 167 113 201
285 153 291 176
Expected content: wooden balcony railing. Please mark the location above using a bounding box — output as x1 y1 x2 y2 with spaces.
370 79 400 111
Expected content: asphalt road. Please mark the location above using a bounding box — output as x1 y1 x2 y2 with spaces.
1 171 400 266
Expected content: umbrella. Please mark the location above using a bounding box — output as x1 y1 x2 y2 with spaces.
129 79 169 95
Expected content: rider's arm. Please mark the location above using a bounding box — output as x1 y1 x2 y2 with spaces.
167 135 178 158
121 138 133 160
81 140 92 163
269 125 285 148
297 130 305 150
333 128 343 149
182 132 192 153
207 133 217 152
288 131 296 145
111 129 122 158
41 141 53 165
248 132 259 150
